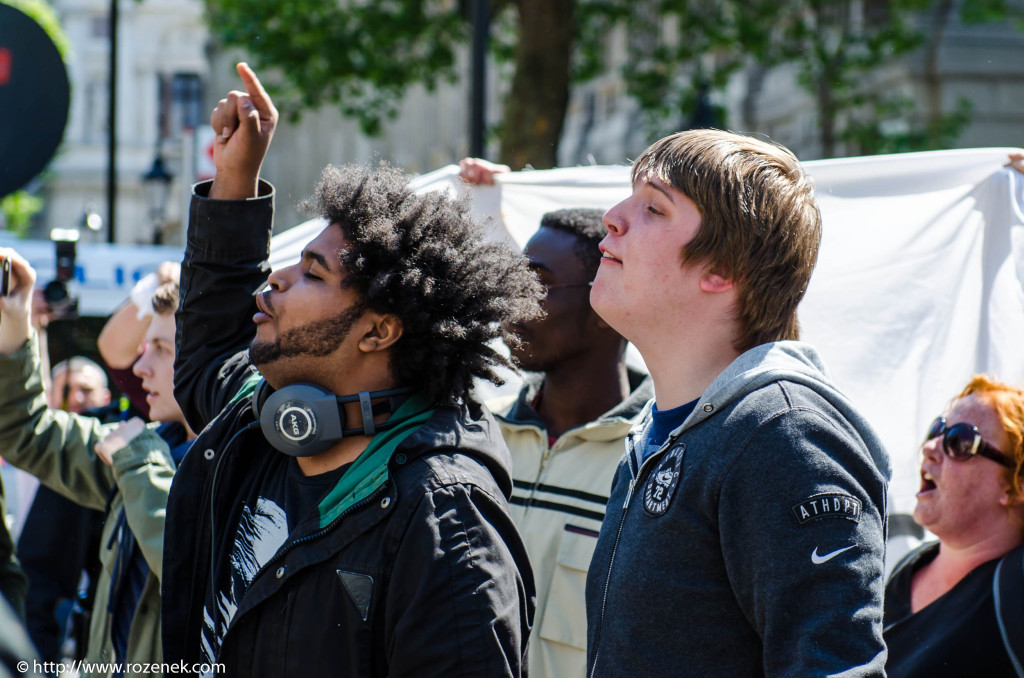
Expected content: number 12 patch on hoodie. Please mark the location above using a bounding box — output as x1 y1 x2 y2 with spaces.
644 445 685 516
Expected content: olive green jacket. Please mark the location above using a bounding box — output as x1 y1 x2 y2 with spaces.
0 479 27 619
0 334 173 677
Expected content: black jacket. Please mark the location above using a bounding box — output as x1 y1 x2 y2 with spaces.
163 181 534 677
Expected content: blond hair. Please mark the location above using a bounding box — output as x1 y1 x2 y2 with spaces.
151 280 179 316
632 130 821 352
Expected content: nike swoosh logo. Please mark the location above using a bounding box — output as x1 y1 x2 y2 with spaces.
811 545 855 565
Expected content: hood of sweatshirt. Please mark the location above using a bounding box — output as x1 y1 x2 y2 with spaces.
642 341 891 480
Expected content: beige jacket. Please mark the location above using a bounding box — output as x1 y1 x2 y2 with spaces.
488 371 651 678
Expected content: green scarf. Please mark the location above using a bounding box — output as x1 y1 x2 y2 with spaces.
317 392 435 528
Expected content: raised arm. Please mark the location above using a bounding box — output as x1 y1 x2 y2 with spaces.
174 63 280 431
98 262 180 369
0 250 167 510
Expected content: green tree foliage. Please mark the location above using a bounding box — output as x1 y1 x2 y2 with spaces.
203 0 584 169
203 0 1017 166
623 0 985 158
204 0 465 136
0 191 44 237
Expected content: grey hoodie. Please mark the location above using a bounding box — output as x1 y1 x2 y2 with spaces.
586 341 890 678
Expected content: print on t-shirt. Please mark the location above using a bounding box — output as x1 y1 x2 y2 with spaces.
201 497 288 668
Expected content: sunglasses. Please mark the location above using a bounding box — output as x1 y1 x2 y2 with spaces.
925 417 1014 468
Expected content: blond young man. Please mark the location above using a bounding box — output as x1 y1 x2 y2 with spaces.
584 131 891 677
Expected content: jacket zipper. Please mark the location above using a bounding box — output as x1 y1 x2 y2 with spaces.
525 439 553 511
588 432 677 678
525 419 615 510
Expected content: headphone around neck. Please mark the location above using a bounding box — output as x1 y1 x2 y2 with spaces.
251 380 415 457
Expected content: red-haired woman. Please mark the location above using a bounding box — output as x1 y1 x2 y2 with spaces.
885 375 1024 677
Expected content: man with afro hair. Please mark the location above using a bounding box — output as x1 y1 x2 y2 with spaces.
162 63 542 677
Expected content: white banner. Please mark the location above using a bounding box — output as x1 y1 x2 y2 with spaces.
271 148 1024 518
18 148 1013 519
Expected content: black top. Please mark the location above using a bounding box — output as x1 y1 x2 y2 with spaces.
884 541 1018 677
202 457 350 665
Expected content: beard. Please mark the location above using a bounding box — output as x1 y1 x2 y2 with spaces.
249 303 366 367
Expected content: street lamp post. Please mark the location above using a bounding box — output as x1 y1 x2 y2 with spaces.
141 152 173 244
107 0 118 243
470 0 489 158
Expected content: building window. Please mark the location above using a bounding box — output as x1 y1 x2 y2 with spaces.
158 72 203 140
84 79 108 144
91 16 110 39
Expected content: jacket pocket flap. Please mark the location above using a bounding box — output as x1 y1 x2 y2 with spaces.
555 526 600 572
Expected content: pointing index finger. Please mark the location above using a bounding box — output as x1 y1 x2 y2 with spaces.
236 62 275 116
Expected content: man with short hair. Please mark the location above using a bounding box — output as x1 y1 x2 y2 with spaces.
162 64 540 677
49 357 111 414
480 206 652 678
584 131 891 676
0 252 195 676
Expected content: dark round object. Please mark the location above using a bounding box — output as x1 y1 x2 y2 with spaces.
42 279 69 305
0 5 71 198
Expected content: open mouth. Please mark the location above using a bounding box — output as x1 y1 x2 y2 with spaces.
254 291 274 323
256 292 272 316
918 469 936 494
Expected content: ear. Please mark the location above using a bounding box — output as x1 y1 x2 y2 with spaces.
699 272 735 293
998 468 1024 506
1000 488 1024 507
357 312 403 353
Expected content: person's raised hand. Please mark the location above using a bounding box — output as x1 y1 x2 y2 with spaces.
0 248 38 353
156 260 181 285
209 62 279 200
458 157 510 186
1008 153 1024 175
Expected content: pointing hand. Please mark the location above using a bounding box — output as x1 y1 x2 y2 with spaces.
209 63 279 200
